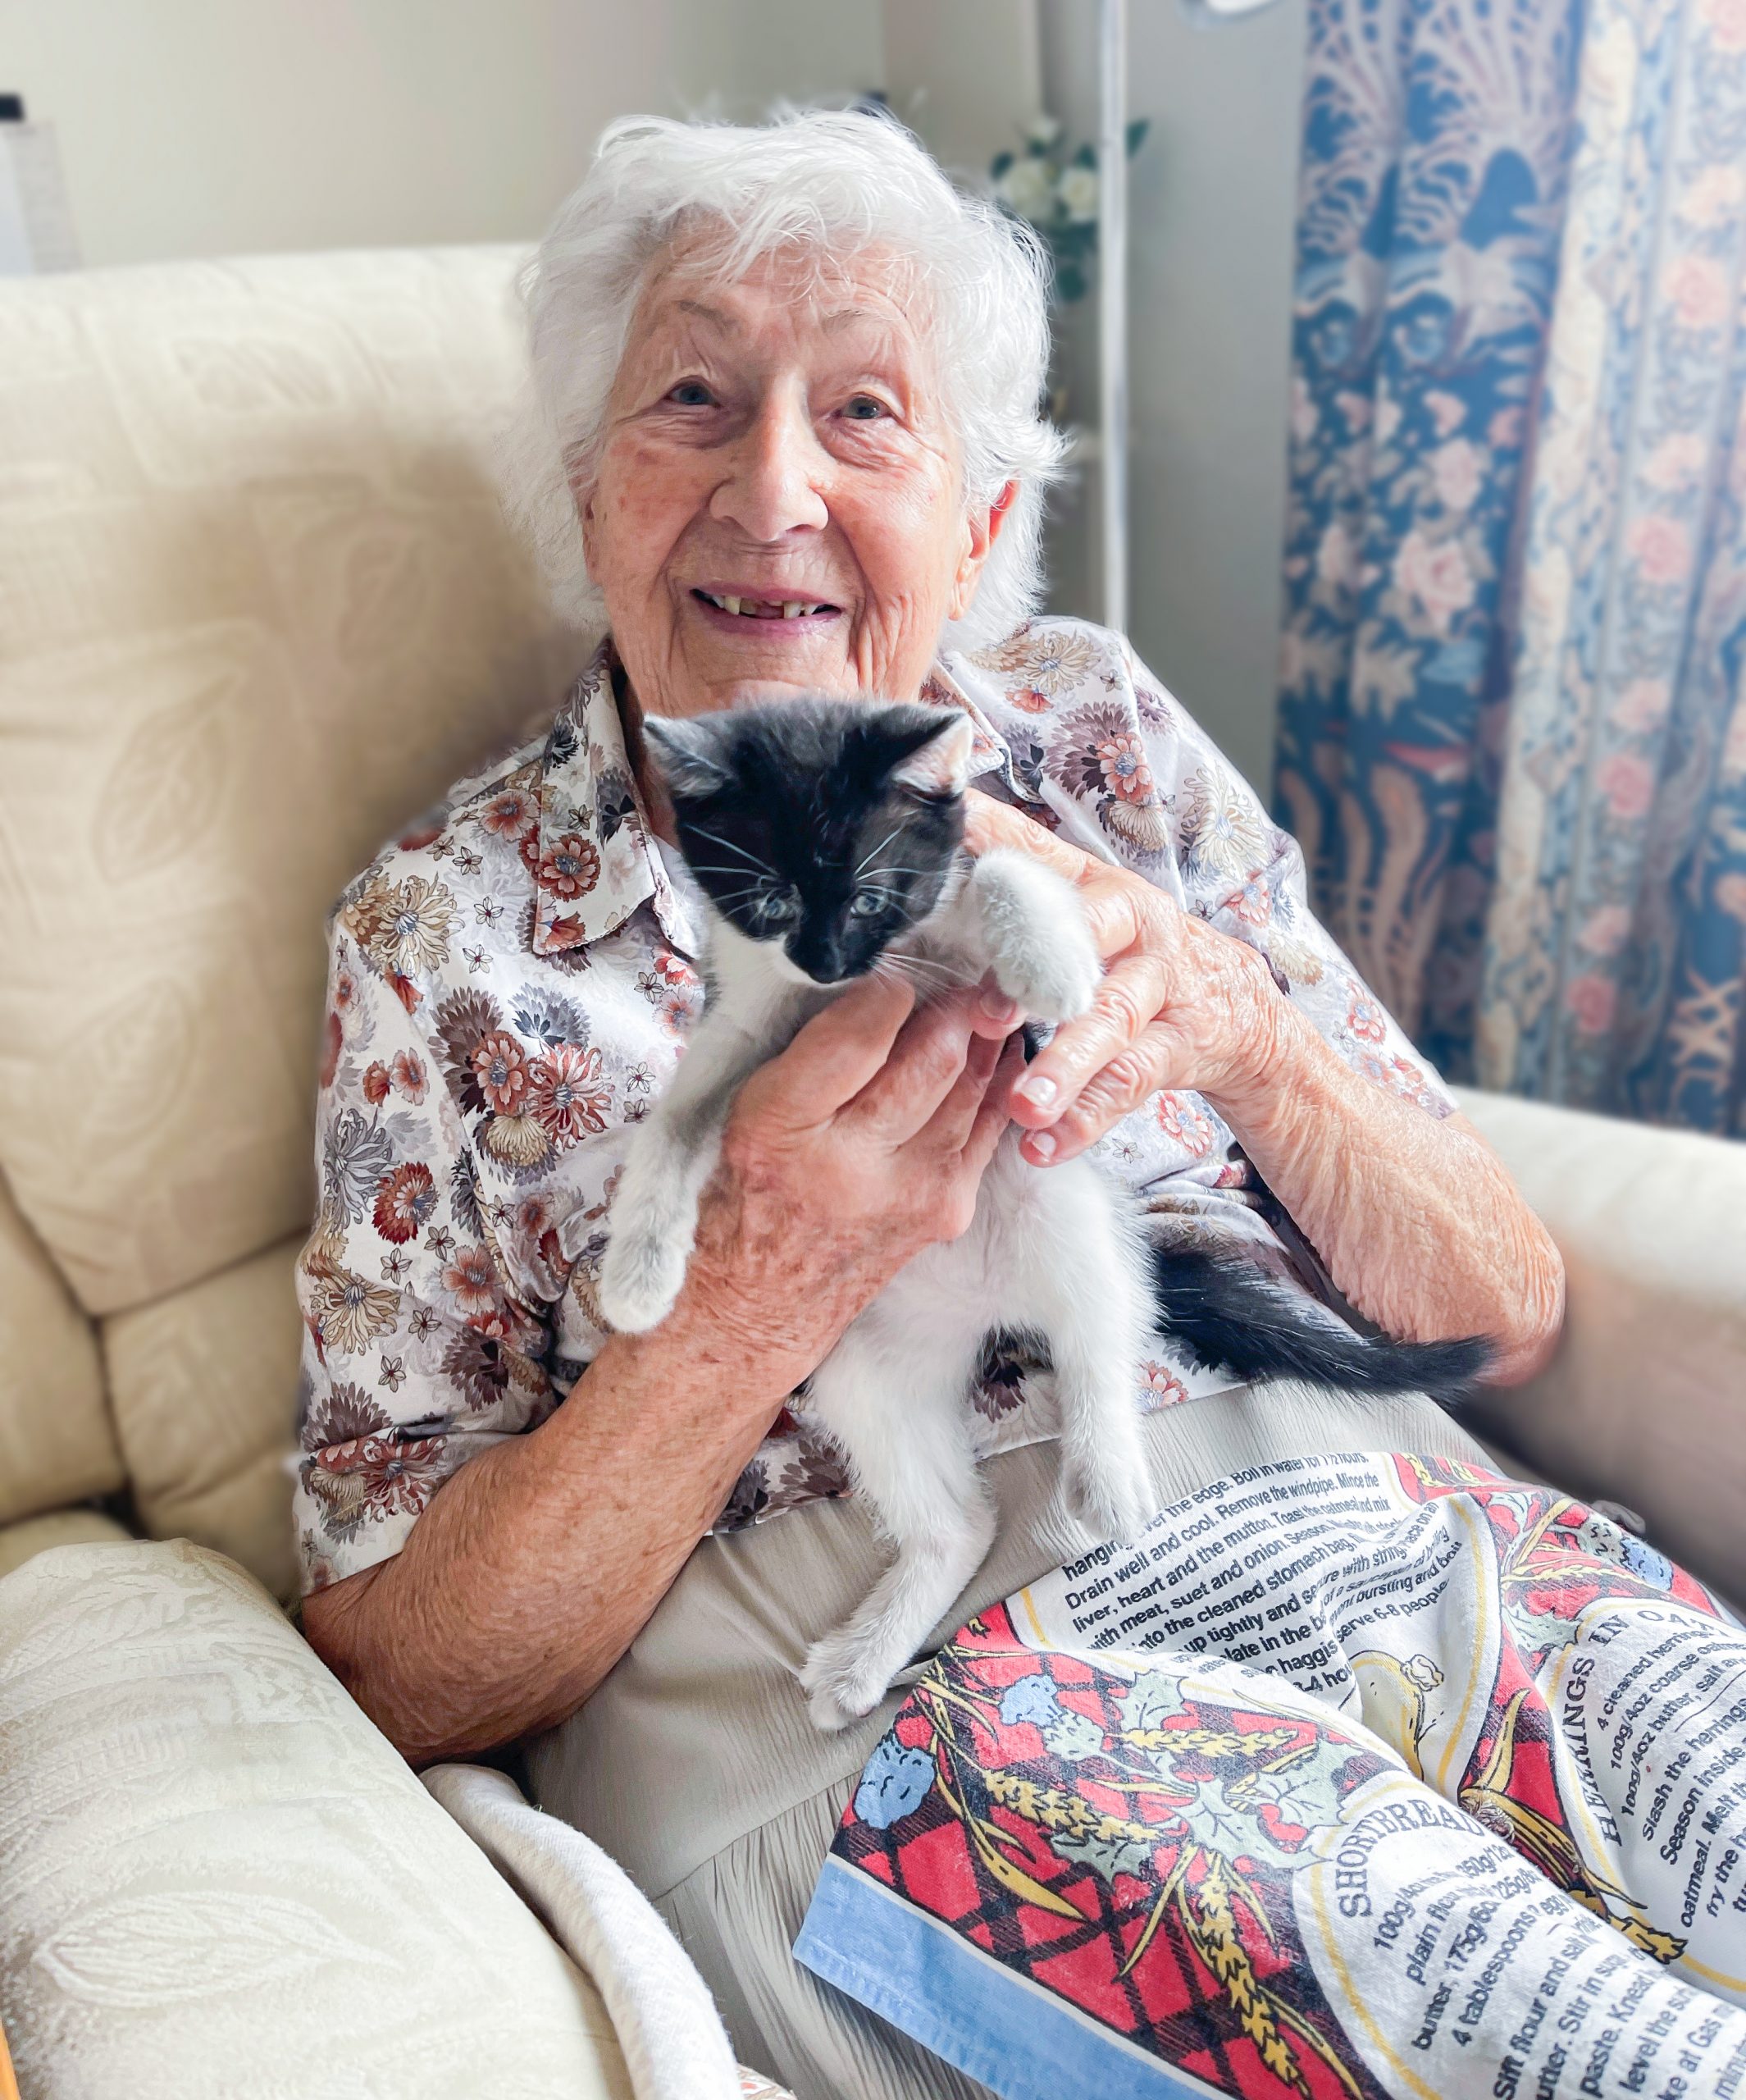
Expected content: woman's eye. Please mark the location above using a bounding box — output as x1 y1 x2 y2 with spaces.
668 381 716 407
842 395 887 422
850 888 885 918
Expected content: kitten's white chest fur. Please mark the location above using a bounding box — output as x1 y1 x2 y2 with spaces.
598 847 1163 1731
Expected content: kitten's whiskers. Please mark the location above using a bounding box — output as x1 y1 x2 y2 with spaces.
855 824 905 877
878 951 975 991
688 828 771 874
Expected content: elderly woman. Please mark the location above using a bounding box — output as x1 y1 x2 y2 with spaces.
298 112 1562 2098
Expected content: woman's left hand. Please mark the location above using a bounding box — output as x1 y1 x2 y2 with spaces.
965 794 1566 1380
965 790 1296 1166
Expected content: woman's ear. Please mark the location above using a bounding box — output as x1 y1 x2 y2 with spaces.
948 481 1019 621
570 458 599 573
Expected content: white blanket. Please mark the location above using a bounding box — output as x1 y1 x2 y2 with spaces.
424 1764 750 2100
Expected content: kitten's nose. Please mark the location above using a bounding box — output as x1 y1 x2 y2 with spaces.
791 930 849 985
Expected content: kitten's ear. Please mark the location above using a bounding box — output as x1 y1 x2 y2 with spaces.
889 712 975 801
642 714 731 799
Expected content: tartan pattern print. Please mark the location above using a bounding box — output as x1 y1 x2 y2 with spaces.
832 1601 1392 2098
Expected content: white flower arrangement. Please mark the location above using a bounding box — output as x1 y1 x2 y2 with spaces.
991 112 1150 304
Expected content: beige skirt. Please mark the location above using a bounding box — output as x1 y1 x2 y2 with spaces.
527 1386 1493 2100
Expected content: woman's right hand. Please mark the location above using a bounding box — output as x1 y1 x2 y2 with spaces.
672 976 1023 1398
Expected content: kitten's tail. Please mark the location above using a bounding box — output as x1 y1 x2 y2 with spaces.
1150 1247 1489 1405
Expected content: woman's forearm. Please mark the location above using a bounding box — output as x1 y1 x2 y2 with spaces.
1212 1002 1566 1386
301 1317 785 1765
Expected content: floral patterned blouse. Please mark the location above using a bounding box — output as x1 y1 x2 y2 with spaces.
293 621 1450 1596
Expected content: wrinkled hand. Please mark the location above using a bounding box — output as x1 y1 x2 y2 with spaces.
965 791 1293 1166
677 975 1024 1396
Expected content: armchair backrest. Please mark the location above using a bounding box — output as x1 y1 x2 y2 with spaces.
0 248 584 1591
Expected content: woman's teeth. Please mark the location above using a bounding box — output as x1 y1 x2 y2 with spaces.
697 591 832 620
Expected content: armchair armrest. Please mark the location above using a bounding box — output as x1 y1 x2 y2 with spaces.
0 1540 634 2098
1454 1088 1746 1604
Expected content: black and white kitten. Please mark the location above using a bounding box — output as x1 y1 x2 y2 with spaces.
598 698 1487 1731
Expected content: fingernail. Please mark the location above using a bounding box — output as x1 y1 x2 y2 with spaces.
1015 1073 1057 1110
1028 1130 1056 1162
980 990 1019 1024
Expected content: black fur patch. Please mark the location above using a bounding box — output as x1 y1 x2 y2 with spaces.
1151 1246 1489 1404
648 698 968 986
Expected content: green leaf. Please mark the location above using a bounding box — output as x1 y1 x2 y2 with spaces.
1055 261 1088 304
1073 140 1096 169
1051 1816 1160 1888
1126 116 1151 158
1119 1669 1188 1737
991 150 1014 180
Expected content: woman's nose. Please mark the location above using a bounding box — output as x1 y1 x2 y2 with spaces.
709 389 829 542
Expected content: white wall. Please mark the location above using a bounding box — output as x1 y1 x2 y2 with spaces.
0 0 880 269
1041 0 1306 797
881 0 1041 178
665 0 882 126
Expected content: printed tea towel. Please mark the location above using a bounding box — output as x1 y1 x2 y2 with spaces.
797 1453 1746 2099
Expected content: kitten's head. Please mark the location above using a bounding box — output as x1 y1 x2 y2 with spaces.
643 697 973 986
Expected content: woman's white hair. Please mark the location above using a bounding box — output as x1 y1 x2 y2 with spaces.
501 107 1066 651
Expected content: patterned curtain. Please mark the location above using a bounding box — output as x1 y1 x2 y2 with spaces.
1478 0 1746 1129
1276 0 1746 1134
1275 0 1584 1061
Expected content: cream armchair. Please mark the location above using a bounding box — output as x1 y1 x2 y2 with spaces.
0 249 1741 2097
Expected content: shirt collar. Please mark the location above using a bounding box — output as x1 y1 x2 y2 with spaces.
529 639 699 958
921 656 1042 806
529 637 1034 962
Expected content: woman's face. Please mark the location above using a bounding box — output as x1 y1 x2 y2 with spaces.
580 240 1010 720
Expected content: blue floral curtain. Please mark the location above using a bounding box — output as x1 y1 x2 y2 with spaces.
1276 0 1746 1134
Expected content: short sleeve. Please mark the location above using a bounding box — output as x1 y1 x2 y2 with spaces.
291 926 556 1595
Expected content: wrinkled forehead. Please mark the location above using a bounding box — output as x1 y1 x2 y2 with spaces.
620 226 944 388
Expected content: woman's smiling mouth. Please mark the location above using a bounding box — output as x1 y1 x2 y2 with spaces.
691 587 842 623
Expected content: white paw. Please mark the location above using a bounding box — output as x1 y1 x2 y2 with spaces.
801 1627 898 1733
596 1226 688 1334
1063 1453 1163 1545
995 931 1101 1024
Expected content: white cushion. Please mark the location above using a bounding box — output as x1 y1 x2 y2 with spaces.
0 248 586 1318
1457 1087 1746 1602
0 1509 129 1582
0 1539 631 2098
0 1174 118 1530
100 1235 304 1597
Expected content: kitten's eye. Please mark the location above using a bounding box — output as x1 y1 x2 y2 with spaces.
754 890 799 924
849 888 886 919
